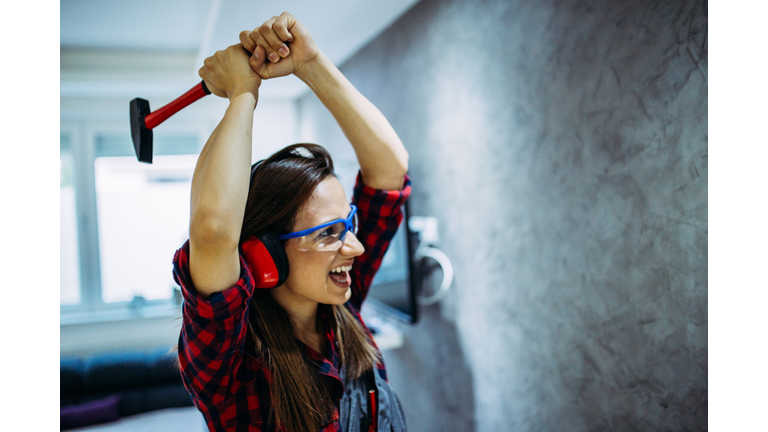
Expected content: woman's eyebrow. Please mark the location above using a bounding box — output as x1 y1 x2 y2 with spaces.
316 207 352 226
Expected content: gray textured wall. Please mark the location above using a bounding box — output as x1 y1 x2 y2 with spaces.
299 0 708 430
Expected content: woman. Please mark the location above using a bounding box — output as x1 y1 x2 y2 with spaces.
173 12 410 432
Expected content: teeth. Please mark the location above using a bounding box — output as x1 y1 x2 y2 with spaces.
330 265 352 273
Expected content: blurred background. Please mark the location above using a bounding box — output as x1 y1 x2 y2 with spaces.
60 0 708 430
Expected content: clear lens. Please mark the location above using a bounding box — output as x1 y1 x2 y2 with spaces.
295 221 353 251
290 207 358 252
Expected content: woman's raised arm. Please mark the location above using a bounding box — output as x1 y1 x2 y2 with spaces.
188 43 266 297
241 13 409 190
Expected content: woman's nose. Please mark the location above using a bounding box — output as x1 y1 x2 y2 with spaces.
340 232 364 257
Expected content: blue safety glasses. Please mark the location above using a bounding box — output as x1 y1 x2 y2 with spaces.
278 205 358 251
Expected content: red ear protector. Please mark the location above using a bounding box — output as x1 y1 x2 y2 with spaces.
240 160 290 288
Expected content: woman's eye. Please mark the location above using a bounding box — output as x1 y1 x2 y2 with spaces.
318 227 335 238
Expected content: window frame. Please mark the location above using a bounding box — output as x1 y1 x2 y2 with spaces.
60 121 208 324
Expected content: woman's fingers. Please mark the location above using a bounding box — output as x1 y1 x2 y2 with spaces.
247 27 271 62
239 30 256 53
197 44 261 98
258 18 290 63
252 14 296 63
248 45 267 75
272 13 295 43
198 66 226 98
241 12 315 79
240 30 265 64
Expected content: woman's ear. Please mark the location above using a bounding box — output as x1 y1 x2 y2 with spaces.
241 234 289 288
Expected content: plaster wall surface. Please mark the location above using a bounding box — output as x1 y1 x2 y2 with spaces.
299 0 707 430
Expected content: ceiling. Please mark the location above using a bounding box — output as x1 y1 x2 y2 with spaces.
60 0 421 100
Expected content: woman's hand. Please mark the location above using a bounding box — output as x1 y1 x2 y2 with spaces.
239 12 320 80
198 43 264 100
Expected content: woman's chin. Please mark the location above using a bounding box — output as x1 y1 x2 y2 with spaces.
324 282 352 305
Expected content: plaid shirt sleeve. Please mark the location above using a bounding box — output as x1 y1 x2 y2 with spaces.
349 172 411 310
172 241 256 407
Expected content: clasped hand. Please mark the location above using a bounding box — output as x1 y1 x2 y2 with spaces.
198 12 319 100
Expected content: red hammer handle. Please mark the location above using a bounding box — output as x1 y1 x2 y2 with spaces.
144 81 211 130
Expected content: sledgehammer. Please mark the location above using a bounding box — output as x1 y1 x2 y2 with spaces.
130 81 211 163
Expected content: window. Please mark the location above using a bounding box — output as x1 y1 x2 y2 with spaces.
61 127 201 313
94 133 198 303
60 132 81 305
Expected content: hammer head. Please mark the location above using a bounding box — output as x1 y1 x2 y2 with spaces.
130 98 153 163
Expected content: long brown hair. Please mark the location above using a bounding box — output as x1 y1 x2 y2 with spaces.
242 144 379 432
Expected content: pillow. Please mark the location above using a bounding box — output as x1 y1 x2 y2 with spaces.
60 394 120 430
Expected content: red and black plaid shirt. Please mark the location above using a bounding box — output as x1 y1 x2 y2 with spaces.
173 173 411 432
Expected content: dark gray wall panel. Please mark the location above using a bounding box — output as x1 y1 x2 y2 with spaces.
299 0 707 430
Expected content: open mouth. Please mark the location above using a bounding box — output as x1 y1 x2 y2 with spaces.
329 264 352 287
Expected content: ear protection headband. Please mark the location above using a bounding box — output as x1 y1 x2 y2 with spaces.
240 160 290 288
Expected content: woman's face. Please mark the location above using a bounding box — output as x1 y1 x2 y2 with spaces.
274 176 364 309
